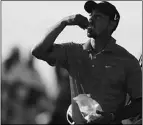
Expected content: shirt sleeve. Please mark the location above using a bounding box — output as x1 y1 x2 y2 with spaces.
126 57 142 99
41 42 72 68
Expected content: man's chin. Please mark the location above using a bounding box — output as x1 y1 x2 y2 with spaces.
87 33 96 38
87 32 92 38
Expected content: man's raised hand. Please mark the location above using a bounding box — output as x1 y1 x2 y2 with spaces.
62 14 89 30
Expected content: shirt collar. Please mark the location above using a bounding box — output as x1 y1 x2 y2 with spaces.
82 37 117 53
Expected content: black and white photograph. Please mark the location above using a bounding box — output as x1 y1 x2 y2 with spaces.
1 1 142 124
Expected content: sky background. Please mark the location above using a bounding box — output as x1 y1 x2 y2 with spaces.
2 1 142 96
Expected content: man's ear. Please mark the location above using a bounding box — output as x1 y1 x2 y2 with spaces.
108 20 117 33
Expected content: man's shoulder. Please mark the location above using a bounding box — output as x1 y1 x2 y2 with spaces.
114 43 137 61
113 43 140 69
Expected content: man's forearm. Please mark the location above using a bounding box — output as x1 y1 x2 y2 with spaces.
115 98 142 121
32 20 67 57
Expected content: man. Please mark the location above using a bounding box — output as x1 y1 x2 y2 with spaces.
32 1 142 124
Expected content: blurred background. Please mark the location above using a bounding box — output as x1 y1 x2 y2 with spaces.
1 1 142 124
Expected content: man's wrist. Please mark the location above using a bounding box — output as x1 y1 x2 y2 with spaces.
61 20 68 27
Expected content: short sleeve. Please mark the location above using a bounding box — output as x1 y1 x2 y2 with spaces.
126 58 142 99
43 43 72 68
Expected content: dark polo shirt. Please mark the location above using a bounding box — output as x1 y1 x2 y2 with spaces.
42 38 142 113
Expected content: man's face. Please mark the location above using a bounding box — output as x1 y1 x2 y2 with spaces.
87 9 110 38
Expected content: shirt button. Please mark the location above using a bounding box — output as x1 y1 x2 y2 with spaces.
92 65 95 67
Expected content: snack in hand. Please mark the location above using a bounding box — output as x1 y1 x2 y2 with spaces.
73 94 103 123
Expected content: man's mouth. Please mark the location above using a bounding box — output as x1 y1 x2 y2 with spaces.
88 21 94 28
87 23 95 29
87 25 94 33
87 26 93 29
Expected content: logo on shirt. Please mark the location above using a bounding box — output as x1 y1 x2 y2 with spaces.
105 65 112 68
105 63 117 68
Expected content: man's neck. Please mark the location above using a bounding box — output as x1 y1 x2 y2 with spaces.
91 33 111 53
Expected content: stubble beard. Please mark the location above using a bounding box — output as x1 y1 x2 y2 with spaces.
87 30 97 39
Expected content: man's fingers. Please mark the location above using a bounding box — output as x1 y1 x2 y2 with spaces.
76 14 89 29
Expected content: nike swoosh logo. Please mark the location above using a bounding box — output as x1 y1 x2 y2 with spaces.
105 65 112 68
